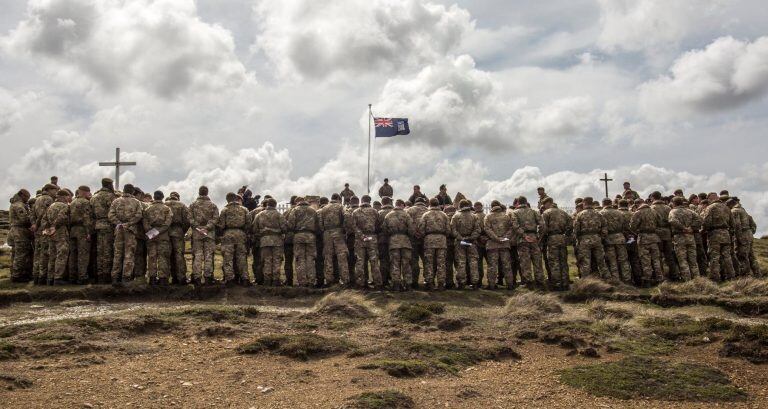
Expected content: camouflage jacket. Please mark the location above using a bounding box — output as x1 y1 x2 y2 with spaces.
287 203 317 244
142 200 173 240
69 196 93 237
253 207 287 247
573 207 607 238
630 205 661 244
451 209 481 243
483 207 515 250
108 193 144 235
651 201 673 240
600 207 626 244
344 206 358 236
383 208 414 249
513 206 541 239
218 202 249 242
474 210 488 246
702 202 734 232
406 203 428 240
165 199 191 238
378 184 393 199
340 188 355 204
43 201 70 240
541 207 571 237
318 201 345 236
418 207 450 249
189 196 219 240
377 205 394 243
90 188 116 231
8 195 32 243
352 204 379 240
669 207 702 235
731 205 750 232
32 194 54 232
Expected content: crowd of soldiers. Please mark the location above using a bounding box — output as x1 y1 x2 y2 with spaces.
6 176 763 291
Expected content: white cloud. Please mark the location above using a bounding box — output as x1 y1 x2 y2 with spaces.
2 0 253 98
639 36 768 120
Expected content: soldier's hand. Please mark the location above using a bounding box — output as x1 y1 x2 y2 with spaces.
86 234 91 242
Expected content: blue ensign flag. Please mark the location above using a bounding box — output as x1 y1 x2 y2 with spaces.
374 117 410 138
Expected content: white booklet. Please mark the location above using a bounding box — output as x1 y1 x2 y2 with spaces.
146 228 160 240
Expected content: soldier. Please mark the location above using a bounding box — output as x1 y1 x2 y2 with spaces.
622 182 640 201
68 186 93 284
377 197 394 286
352 195 381 289
418 198 450 290
318 193 349 286
164 192 190 284
669 197 701 281
729 198 753 277
408 185 427 205
287 196 318 287
618 199 642 285
378 178 393 199
451 199 481 289
315 197 329 286
436 184 452 208
373 201 381 211
132 190 152 281
444 205 457 288
406 196 428 288
218 192 249 286
143 191 173 285
108 184 144 285
248 197 269 285
253 198 287 286
8 189 33 282
189 186 218 285
650 191 679 280
573 197 609 280
483 200 515 290
540 198 572 290
340 183 355 206
383 199 415 291
345 196 360 285
43 190 71 285
283 196 297 286
473 201 488 285
536 187 548 211
31 183 57 284
702 193 736 281
746 212 763 277
630 198 663 286
514 197 546 288
90 179 116 283
600 198 631 282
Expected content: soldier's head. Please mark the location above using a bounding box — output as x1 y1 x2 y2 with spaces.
381 197 392 206
373 201 381 210
225 192 237 203
101 178 113 190
698 192 707 201
395 199 405 208
198 186 208 196
56 189 70 202
123 184 135 195
331 193 341 202
77 185 91 199
517 196 528 207
602 198 612 207
633 198 644 206
429 197 440 207
50 176 58 185
439 184 447 192
537 186 545 196
473 201 483 212
383 178 389 184
623 181 631 189
290 195 297 206
719 194 729 203
350 196 360 206
541 197 553 209
344 183 349 188
618 199 629 209
319 196 329 206
650 191 662 201
17 189 30 203
153 191 164 201
719 190 729 197
490 199 502 209
688 194 699 205
726 198 737 208
405 200 412 207
671 196 685 207
459 199 472 211
444 205 456 215
574 197 583 206
413 185 421 192
674 189 684 197
170 192 180 201
415 196 426 205
361 195 371 204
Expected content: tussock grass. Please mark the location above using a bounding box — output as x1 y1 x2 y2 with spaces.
237 333 354 361
586 300 634 320
720 323 768 364
658 277 720 296
722 277 768 297
393 302 445 323
313 292 375 319
503 292 562 320
566 278 614 301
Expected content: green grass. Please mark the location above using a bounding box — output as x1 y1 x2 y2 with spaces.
560 356 747 402
341 390 414 409
393 302 445 323
640 316 734 340
162 305 259 323
608 335 677 356
721 323 768 364
237 333 354 361
0 340 17 360
358 359 430 378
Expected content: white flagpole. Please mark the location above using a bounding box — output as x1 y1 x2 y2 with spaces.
367 103 372 194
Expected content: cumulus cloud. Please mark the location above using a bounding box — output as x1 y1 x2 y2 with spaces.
639 36 768 120
2 0 253 98
252 0 472 81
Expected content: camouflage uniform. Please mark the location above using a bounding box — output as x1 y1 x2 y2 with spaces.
68 196 93 283
248 207 264 284
573 206 609 279
90 188 116 283
287 202 318 287
629 204 663 284
318 200 349 285
451 208 481 287
340 187 355 205
253 206 288 285
474 209 488 285
283 205 295 286
352 203 381 288
513 206 546 285
600 206 631 282
218 201 249 283
406 202 428 287
143 200 173 282
378 183 393 199
134 201 150 280
669 207 702 280
652 201 679 280
344 204 358 285
108 193 144 282
505 209 521 286
165 198 190 283
619 206 643 285
482 206 515 289
445 207 457 288
418 206 450 289
383 207 414 289
43 200 70 281
541 206 572 289
189 196 219 283
8 194 33 282
746 214 762 277
702 201 735 281
377 204 394 285
731 204 753 276
31 193 54 282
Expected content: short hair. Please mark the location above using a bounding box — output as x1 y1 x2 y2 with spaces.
56 190 69 197
226 192 237 202
517 196 528 205
650 191 662 200
77 185 90 193
384 178 389 182
350 196 360 204
331 193 341 201
154 191 164 200
623 181 631 186
583 197 594 205
490 200 501 207
672 197 684 206
344 183 349 187
719 190 729 196
602 198 612 205
395 199 405 207
459 199 471 208
382 197 392 205
123 184 135 195
361 195 371 203
415 196 426 203
413 185 420 189
319 197 329 205
618 199 629 207
199 186 208 196
429 198 439 207
439 184 446 190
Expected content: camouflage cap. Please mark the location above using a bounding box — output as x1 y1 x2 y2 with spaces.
43 183 58 191
415 196 426 203
77 185 90 192
541 197 553 205
671 197 684 206
56 189 70 197
101 178 113 186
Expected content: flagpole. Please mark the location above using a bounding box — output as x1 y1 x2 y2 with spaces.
367 103 372 194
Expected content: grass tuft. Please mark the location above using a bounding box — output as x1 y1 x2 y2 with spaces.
393 302 445 323
341 390 415 409
313 292 375 319
722 277 768 297
237 333 353 361
658 277 721 296
586 300 634 320
503 292 562 320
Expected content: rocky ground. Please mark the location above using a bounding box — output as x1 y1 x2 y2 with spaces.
0 220 767 408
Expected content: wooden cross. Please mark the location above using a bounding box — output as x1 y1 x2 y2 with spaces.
600 172 613 198
98 147 136 191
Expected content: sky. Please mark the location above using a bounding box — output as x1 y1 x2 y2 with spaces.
0 0 767 232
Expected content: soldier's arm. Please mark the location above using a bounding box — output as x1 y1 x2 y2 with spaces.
668 211 683 232
54 206 69 228
483 217 502 242
279 213 289 234
406 215 416 237
108 202 119 225
598 213 608 237
572 214 581 236
749 216 757 234
181 206 191 232
128 202 144 227
207 205 220 232
468 217 481 241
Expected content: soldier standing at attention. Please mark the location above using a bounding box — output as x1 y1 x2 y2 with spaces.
340 183 355 206
91 178 117 284
318 193 349 286
108 184 143 286
541 198 572 290
164 192 190 285
378 178 393 200
352 195 381 289
483 200 515 290
669 196 701 281
630 198 663 286
218 192 250 286
418 198 450 290
473 201 488 286
189 186 218 285
68 186 93 284
377 197 395 286
253 198 288 286
451 199 482 289
143 191 173 285
31 183 57 284
406 196 428 288
600 198 631 282
702 193 736 281
573 197 609 280
444 205 457 288
650 191 679 280
8 189 33 283
383 199 415 291
283 196 297 286
44 190 72 285
287 196 318 287
514 197 546 288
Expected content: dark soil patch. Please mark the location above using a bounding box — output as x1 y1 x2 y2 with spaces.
197 325 241 337
341 390 414 409
0 373 33 390
393 302 445 323
436 318 468 331
720 323 768 364
237 333 354 361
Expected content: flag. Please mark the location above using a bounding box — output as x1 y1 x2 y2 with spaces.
374 117 409 138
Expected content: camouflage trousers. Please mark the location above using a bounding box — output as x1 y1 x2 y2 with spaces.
32 233 50 282
638 236 662 283
221 231 248 282
423 247 447 288
10 234 32 281
486 248 511 289
735 232 759 277
147 238 171 281
576 235 608 279
355 238 381 288
323 232 349 285
346 235 356 285
517 239 544 285
546 235 569 289
707 229 735 281
294 243 317 287
410 239 424 287
445 243 456 288
672 234 699 281
134 239 147 280
389 248 412 287
260 246 284 286
454 242 478 286
251 239 262 285
378 239 390 285
604 242 631 282
48 230 70 281
694 233 708 278
95 229 114 282
659 237 680 280
112 227 138 281
284 243 294 286
169 236 187 282
69 228 90 282
191 238 215 281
